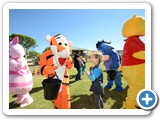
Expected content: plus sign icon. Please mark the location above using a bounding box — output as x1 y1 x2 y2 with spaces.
137 89 158 110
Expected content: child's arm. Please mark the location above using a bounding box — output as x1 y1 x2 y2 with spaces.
86 68 101 81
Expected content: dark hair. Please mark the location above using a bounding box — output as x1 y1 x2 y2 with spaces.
76 51 80 54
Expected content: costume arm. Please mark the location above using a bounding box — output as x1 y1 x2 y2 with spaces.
10 59 18 69
132 51 145 60
88 68 101 81
127 37 145 60
10 58 26 71
110 52 120 70
38 50 58 76
66 56 73 69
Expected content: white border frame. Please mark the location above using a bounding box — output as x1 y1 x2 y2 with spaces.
3 3 151 115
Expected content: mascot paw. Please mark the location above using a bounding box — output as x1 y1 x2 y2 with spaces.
20 97 34 107
45 66 58 75
105 84 112 89
115 87 123 91
14 97 24 104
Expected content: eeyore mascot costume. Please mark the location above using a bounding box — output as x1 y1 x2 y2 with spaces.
96 40 123 91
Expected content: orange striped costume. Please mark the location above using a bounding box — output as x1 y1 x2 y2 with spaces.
39 34 73 109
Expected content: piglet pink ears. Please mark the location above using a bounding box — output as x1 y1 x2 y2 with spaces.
11 36 19 45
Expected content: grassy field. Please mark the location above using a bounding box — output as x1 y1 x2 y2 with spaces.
9 62 128 109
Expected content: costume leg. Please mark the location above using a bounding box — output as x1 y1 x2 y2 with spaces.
123 64 145 109
60 85 70 109
52 92 61 108
14 94 25 104
105 76 113 88
53 85 70 109
115 71 123 91
20 93 33 107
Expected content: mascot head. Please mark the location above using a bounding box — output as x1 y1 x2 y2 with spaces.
122 14 145 38
96 40 114 61
96 40 114 56
46 34 72 67
9 36 25 59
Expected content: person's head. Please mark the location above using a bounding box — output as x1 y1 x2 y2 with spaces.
91 52 102 65
76 51 80 55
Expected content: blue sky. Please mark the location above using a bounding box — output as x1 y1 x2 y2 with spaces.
9 9 145 54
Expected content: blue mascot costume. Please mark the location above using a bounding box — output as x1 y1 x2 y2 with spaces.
96 40 123 91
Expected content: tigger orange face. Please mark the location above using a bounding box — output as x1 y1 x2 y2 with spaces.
46 34 72 67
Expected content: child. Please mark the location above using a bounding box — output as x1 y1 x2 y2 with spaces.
85 52 104 109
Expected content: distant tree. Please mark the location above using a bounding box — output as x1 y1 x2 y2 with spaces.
9 33 38 59
42 47 50 53
28 50 40 64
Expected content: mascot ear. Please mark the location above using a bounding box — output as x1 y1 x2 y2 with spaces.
12 36 19 45
68 41 72 47
46 35 51 42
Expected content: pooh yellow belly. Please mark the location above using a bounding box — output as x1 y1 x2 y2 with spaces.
122 63 145 109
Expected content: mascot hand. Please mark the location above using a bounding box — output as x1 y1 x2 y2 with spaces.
45 65 58 75
117 65 122 71
66 56 73 69
132 51 145 60
16 58 25 70
9 58 18 69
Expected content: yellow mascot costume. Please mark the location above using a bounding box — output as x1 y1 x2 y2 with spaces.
122 14 145 109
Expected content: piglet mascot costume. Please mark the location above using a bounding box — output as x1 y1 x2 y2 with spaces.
9 36 33 107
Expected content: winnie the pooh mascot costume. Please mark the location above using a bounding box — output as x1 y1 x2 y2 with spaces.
122 14 145 109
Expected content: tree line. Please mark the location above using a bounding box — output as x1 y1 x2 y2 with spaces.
9 33 42 64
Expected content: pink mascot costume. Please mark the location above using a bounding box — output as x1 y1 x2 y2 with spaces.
9 36 34 107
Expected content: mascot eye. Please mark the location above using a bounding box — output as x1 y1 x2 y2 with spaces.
65 43 67 46
58 42 62 45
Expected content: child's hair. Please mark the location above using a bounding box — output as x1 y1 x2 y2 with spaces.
92 52 102 64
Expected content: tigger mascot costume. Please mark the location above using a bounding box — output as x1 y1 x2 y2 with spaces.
39 34 73 109
122 14 145 109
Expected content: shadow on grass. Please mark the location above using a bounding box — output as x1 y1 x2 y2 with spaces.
71 94 95 109
30 86 43 94
9 101 20 109
103 86 128 109
69 74 77 79
69 80 77 84
69 74 77 84
70 86 128 109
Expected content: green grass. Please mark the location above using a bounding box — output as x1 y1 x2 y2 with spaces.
9 62 128 109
